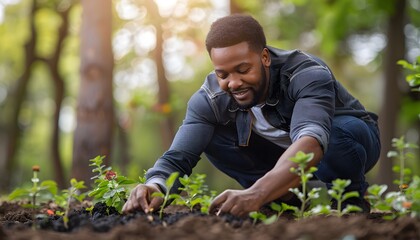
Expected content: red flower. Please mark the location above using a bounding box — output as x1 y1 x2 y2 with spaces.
105 170 117 180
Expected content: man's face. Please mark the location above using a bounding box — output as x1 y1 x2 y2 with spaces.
210 42 271 109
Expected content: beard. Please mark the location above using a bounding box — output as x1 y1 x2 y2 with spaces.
233 64 268 110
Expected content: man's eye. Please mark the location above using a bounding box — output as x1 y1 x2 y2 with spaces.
238 68 250 74
216 73 228 79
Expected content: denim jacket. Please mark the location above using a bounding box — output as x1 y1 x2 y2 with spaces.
146 46 376 193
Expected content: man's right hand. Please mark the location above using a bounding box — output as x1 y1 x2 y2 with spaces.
122 183 163 214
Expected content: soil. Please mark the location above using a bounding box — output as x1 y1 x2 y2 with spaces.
1 201 420 240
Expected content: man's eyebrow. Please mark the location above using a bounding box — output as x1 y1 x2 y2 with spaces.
215 62 251 72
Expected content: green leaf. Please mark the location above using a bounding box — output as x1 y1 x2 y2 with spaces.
103 189 117 199
40 180 58 195
342 191 359 201
8 188 30 200
262 215 278 225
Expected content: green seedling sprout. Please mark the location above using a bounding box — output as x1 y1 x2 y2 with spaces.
198 190 217 214
328 179 361 216
88 156 136 213
364 136 419 219
8 165 57 208
366 184 392 212
249 211 268 225
387 136 418 192
176 173 210 212
152 172 181 219
397 56 420 92
288 151 320 218
54 178 86 229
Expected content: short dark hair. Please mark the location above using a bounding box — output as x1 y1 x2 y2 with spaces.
205 14 266 54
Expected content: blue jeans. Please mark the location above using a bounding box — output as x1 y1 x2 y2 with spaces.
315 115 380 196
204 115 380 196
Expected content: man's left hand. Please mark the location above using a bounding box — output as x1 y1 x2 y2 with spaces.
209 188 264 217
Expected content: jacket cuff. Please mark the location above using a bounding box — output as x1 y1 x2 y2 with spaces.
146 177 167 194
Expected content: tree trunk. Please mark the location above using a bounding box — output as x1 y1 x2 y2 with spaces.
45 3 74 189
147 1 175 150
0 0 37 192
375 0 406 188
72 0 114 185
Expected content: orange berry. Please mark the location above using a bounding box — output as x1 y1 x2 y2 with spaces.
402 201 412 209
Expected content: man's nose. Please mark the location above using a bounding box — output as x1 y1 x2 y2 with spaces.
227 73 242 90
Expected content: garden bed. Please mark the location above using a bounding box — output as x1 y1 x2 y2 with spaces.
1 201 420 240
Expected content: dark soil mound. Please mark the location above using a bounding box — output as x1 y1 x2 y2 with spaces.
1 201 419 240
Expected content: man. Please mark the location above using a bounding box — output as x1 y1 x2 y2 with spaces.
122 14 380 216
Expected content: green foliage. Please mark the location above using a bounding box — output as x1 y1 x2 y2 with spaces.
367 136 419 219
88 156 137 213
387 136 419 191
288 151 319 218
269 201 299 221
175 173 216 213
152 172 180 220
54 178 87 229
249 211 270 225
8 166 57 207
328 179 361 216
398 56 420 92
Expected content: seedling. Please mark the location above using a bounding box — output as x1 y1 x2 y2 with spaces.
365 184 392 212
397 56 420 91
8 165 57 207
328 179 361 216
387 136 418 192
366 136 419 219
288 151 320 218
152 172 181 219
249 211 269 225
88 156 137 213
175 173 214 212
54 178 87 229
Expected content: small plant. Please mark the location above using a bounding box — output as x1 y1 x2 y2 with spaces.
152 171 181 219
397 56 420 92
328 179 361 216
366 136 419 219
88 156 137 213
249 211 269 225
54 178 87 229
197 190 217 214
365 184 392 212
8 165 57 207
175 173 214 213
288 151 320 218
387 136 418 192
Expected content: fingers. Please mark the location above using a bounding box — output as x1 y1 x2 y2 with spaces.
148 195 164 212
122 184 158 214
209 191 229 215
209 189 258 217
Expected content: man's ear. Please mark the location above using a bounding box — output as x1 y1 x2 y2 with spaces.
261 48 271 67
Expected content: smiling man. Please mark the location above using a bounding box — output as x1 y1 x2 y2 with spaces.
122 14 381 216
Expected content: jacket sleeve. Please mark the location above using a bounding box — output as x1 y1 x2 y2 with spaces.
288 66 335 153
145 88 217 193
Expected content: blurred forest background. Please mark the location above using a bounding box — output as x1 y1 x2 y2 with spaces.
0 0 419 194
